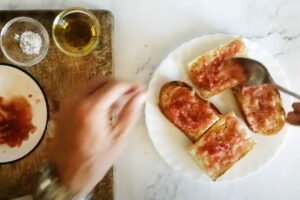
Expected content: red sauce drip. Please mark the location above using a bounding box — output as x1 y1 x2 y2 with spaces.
165 87 215 131
197 116 244 169
191 40 245 92
0 96 36 147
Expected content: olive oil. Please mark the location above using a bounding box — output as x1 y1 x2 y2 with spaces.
53 9 100 56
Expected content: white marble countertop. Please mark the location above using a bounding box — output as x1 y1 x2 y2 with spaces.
2 0 300 200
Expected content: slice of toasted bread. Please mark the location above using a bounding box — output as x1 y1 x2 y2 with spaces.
187 38 247 99
158 81 221 142
232 84 286 135
188 112 255 181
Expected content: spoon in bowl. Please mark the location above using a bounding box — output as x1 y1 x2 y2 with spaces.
229 57 300 100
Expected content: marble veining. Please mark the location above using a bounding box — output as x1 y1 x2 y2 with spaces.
145 172 181 200
115 1 300 200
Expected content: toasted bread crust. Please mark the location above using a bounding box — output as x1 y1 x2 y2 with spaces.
158 81 221 142
211 141 255 180
188 112 255 180
187 38 247 99
232 85 286 135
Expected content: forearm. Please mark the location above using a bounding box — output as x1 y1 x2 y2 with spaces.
33 165 91 200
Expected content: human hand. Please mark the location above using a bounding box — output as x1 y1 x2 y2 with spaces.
287 102 300 125
49 77 146 195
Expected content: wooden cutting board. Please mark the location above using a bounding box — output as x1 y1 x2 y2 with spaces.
0 10 114 200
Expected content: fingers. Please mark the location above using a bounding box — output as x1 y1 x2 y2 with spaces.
90 80 142 109
111 86 144 114
78 75 110 97
113 90 146 140
292 103 300 113
286 102 300 125
287 112 300 125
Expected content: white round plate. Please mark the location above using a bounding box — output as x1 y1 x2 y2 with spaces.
145 34 292 181
0 64 48 163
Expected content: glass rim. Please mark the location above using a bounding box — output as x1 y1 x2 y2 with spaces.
52 7 101 57
0 16 50 67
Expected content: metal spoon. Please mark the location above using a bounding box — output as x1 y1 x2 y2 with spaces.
229 57 300 100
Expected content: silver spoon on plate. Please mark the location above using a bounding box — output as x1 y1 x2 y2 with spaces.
229 57 300 100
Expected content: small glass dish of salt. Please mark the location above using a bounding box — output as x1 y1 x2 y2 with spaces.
0 17 49 67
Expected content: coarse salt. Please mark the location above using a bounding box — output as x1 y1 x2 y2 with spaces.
15 31 42 55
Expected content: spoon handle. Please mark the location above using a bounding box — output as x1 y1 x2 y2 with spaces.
273 83 300 100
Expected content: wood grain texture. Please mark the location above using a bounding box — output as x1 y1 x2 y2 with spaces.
0 10 114 200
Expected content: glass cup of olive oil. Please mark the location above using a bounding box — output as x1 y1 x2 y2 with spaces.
52 7 101 57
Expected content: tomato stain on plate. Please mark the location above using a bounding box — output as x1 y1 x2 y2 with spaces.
0 96 36 148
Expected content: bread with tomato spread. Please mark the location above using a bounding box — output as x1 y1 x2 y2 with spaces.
187 38 247 99
232 84 285 135
158 81 221 142
188 112 255 181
